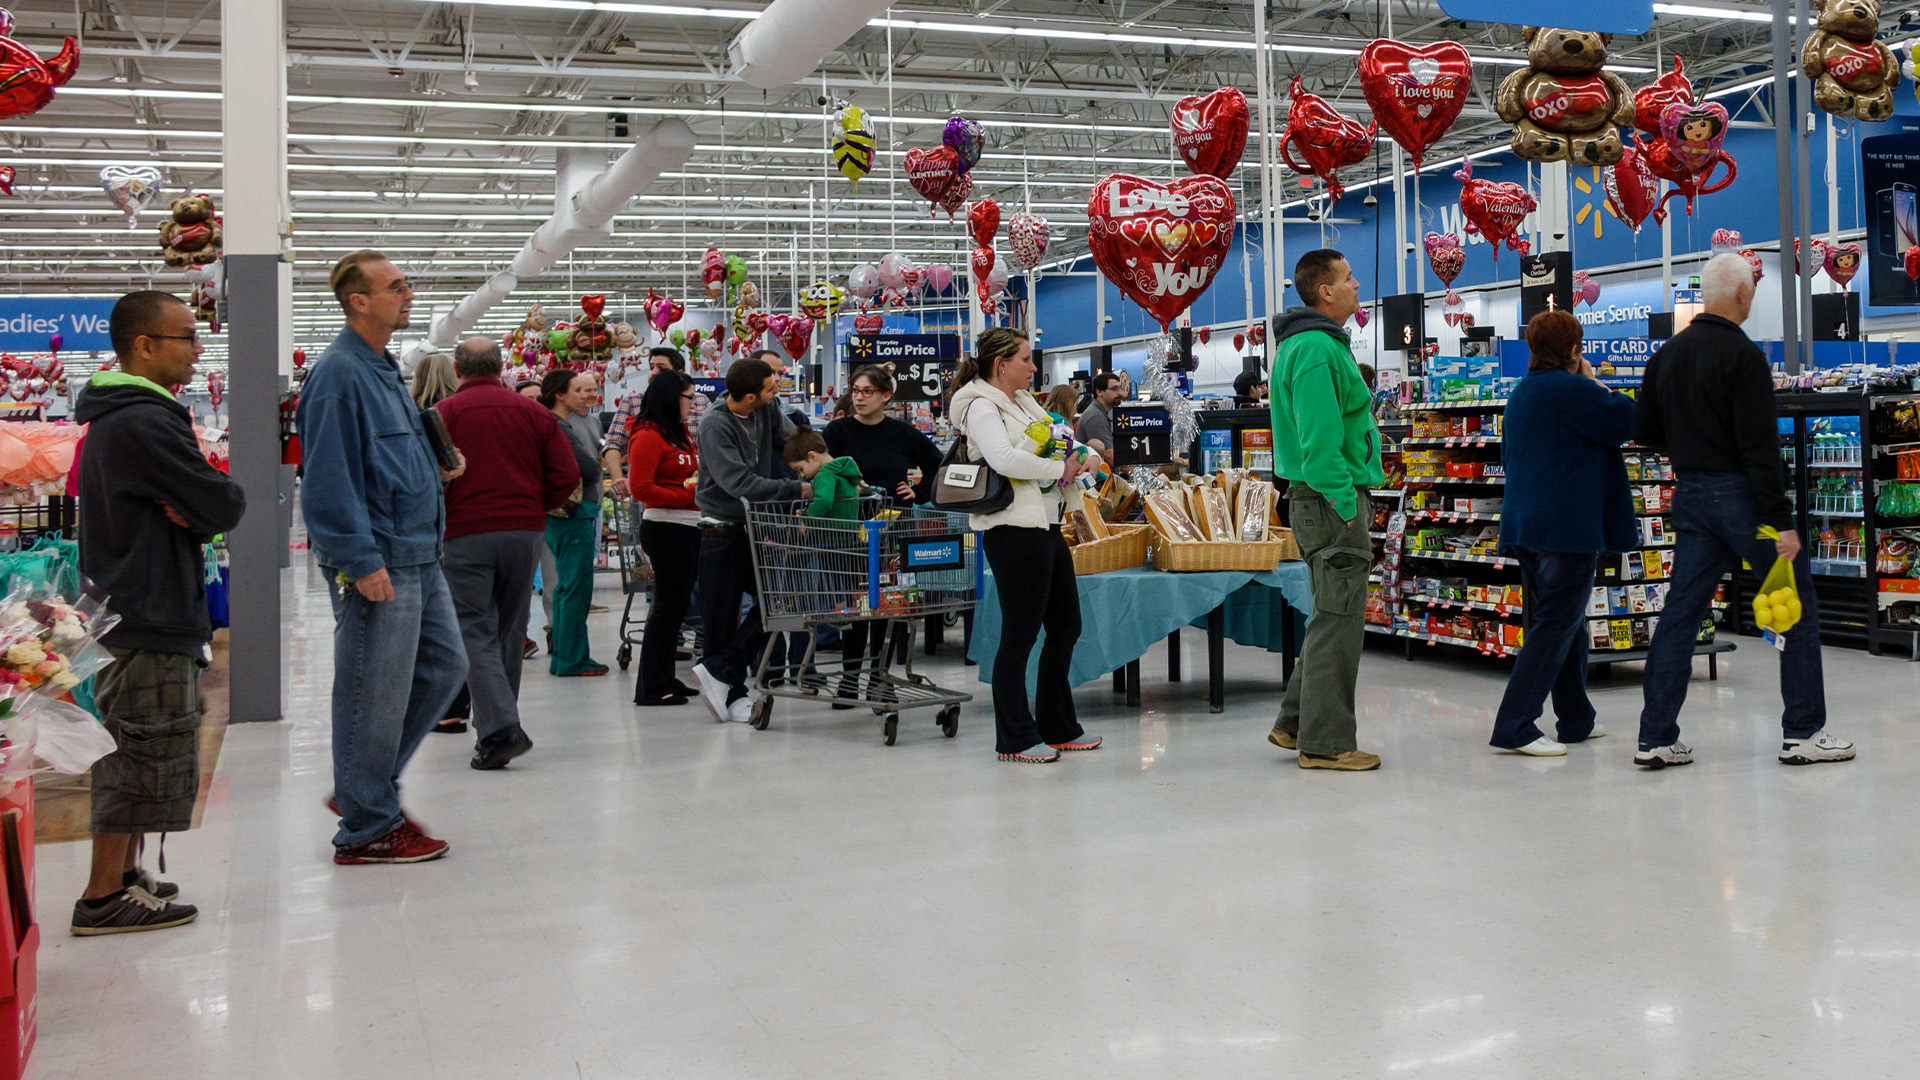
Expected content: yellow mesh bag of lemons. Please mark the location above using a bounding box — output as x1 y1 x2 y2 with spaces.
1750 526 1803 633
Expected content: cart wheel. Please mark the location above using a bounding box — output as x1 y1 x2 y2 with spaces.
939 706 959 738
750 696 774 731
616 643 632 670
882 713 899 746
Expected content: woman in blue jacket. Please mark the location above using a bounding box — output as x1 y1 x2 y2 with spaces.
1492 310 1638 756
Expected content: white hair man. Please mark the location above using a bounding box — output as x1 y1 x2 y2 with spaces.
1630 251 1852 769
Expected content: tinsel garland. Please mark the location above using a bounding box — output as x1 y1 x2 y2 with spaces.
1125 331 1199 493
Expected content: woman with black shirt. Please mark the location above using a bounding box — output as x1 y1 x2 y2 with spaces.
822 365 945 704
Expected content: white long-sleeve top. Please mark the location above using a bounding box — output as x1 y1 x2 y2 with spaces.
950 377 1067 530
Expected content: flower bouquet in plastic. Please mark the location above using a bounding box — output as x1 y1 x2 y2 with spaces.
0 581 120 697
0 682 116 783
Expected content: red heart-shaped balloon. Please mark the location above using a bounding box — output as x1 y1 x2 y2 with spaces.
1905 246 1920 283
746 311 770 334
970 245 995 286
905 145 962 205
0 166 13 197
1249 324 1266 346
581 294 605 320
854 312 885 335
934 171 973 219
1169 87 1250 179
1424 232 1466 287
1454 161 1535 262
1634 54 1694 138
1602 146 1661 232
773 314 814 358
1277 76 1376 206
1359 40 1471 169
1085 173 1236 331
293 347 305 368
1196 326 1211 345
968 199 1000 249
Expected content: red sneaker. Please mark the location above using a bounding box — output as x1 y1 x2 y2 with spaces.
324 794 424 833
334 821 450 865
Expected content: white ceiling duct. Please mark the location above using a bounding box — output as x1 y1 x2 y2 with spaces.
414 116 696 357
727 0 897 90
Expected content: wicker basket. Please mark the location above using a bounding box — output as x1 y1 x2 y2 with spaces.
1071 523 1150 575
1149 527 1299 572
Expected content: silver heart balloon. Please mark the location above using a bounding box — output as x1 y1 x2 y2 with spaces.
99 164 163 227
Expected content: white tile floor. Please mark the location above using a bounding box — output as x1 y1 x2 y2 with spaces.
25 559 1920 1079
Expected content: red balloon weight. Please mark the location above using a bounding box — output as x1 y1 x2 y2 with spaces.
1454 160 1536 262
1085 173 1237 331
1169 87 1250 179
1602 145 1661 232
1277 76 1376 207
1633 55 1695 138
968 198 1001 249
0 34 77 121
1358 40 1472 170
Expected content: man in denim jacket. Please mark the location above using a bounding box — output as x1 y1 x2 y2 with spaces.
299 250 469 864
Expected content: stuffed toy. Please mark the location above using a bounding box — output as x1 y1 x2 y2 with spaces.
158 193 221 268
1494 27 1635 166
1800 0 1898 121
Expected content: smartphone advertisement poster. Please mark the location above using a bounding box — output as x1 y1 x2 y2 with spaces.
1863 133 1920 307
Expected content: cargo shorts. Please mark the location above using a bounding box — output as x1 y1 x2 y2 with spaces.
89 647 204 835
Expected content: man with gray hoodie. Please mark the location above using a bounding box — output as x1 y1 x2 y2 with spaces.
690 357 809 722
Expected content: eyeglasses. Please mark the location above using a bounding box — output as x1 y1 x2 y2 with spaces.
849 386 886 397
680 393 697 402
145 332 201 345
356 280 413 296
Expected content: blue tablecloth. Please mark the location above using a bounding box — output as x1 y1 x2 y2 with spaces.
967 562 1313 690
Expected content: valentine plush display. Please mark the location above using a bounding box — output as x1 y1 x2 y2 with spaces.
1634 55 1695 138
1359 40 1471 169
100 164 161 227
1826 243 1863 289
1277 76 1376 206
798 280 844 320
968 199 1001 249
1084 173 1237 330
1169 87 1250 179
1493 27 1634 165
1454 160 1536 260
1423 232 1465 287
944 114 985 173
1800 0 1899 122
158 193 221 268
0 13 77 121
701 247 725 298
1642 100 1736 221
1008 213 1051 271
1602 145 1660 231
832 102 875 187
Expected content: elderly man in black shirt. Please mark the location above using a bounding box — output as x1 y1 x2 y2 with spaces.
1631 252 1853 769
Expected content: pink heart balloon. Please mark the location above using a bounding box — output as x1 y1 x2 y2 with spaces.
1824 242 1862 290
650 297 684 333
1354 308 1369 329
923 264 953 293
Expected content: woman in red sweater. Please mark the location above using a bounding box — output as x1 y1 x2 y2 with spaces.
627 370 702 706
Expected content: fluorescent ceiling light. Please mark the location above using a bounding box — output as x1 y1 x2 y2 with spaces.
1652 3 1778 20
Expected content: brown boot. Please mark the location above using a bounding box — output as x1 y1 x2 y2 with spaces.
1298 750 1381 771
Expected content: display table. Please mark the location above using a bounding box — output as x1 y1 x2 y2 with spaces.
967 563 1313 713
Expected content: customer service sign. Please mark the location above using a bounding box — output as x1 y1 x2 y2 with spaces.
0 297 116 352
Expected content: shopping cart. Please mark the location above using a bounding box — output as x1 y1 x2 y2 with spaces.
605 498 649 671
742 494 978 745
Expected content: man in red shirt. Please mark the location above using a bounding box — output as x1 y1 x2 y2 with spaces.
437 336 580 770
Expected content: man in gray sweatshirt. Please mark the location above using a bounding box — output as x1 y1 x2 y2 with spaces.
691 357 809 722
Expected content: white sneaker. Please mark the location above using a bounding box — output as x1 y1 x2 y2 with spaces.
1584 724 1608 740
1780 730 1855 765
727 696 755 724
1510 737 1567 757
691 663 730 724
1634 741 1693 769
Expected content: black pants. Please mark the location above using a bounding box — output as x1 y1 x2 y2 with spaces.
981 525 1085 753
697 525 768 695
637 519 701 701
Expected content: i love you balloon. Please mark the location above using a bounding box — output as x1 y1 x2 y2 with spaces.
1277 76 1376 206
1007 213 1051 271
1169 87 1249 179
1085 173 1236 331
1602 145 1660 232
1454 160 1536 261
1359 40 1472 169
1423 232 1465 287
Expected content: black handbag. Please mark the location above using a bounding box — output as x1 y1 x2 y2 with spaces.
932 433 1014 514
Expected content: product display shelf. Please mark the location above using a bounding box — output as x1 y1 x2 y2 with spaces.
1585 449 1713 661
1862 393 1920 656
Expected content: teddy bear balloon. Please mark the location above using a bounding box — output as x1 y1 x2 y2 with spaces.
1494 27 1636 166
158 193 222 268
1800 0 1899 121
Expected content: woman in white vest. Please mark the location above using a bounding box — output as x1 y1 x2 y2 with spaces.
949 328 1103 763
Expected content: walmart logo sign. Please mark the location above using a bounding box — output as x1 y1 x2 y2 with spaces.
0 297 116 352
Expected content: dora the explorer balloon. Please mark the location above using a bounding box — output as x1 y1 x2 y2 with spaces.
1800 0 1899 121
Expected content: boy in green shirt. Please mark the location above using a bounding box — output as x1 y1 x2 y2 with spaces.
783 429 866 520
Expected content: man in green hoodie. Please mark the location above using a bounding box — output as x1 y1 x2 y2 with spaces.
1267 249 1385 772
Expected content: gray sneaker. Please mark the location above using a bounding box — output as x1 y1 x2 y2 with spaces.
70 886 198 936
1634 741 1693 769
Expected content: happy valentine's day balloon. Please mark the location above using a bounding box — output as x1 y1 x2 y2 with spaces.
1602 146 1660 232
905 145 962 208
1825 243 1863 289
1359 40 1471 170
1634 55 1695 138
1423 232 1465 287
1277 76 1377 207
1169 87 1250 179
99 164 161 226
1084 173 1237 330
1454 160 1536 260
968 198 1001 249
1008 213 1051 271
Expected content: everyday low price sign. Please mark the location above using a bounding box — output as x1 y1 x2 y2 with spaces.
0 297 115 353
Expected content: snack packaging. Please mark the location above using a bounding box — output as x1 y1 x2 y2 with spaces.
1144 490 1204 542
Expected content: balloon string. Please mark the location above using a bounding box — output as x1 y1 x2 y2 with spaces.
886 10 897 251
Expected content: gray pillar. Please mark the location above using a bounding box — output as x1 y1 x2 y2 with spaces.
1772 0 1801 375
223 1 288 722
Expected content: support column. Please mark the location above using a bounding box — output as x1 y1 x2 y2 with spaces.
223 0 290 722
1772 0 1801 375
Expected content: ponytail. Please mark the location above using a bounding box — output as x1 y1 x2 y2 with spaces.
947 326 1030 398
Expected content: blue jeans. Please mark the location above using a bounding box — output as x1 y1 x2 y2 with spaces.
325 562 469 848
1490 548 1599 749
1638 472 1826 748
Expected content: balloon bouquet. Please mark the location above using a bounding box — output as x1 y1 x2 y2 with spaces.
904 114 984 219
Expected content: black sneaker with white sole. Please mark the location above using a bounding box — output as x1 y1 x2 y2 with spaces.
1780 730 1855 765
70 886 198 936
1633 741 1693 769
